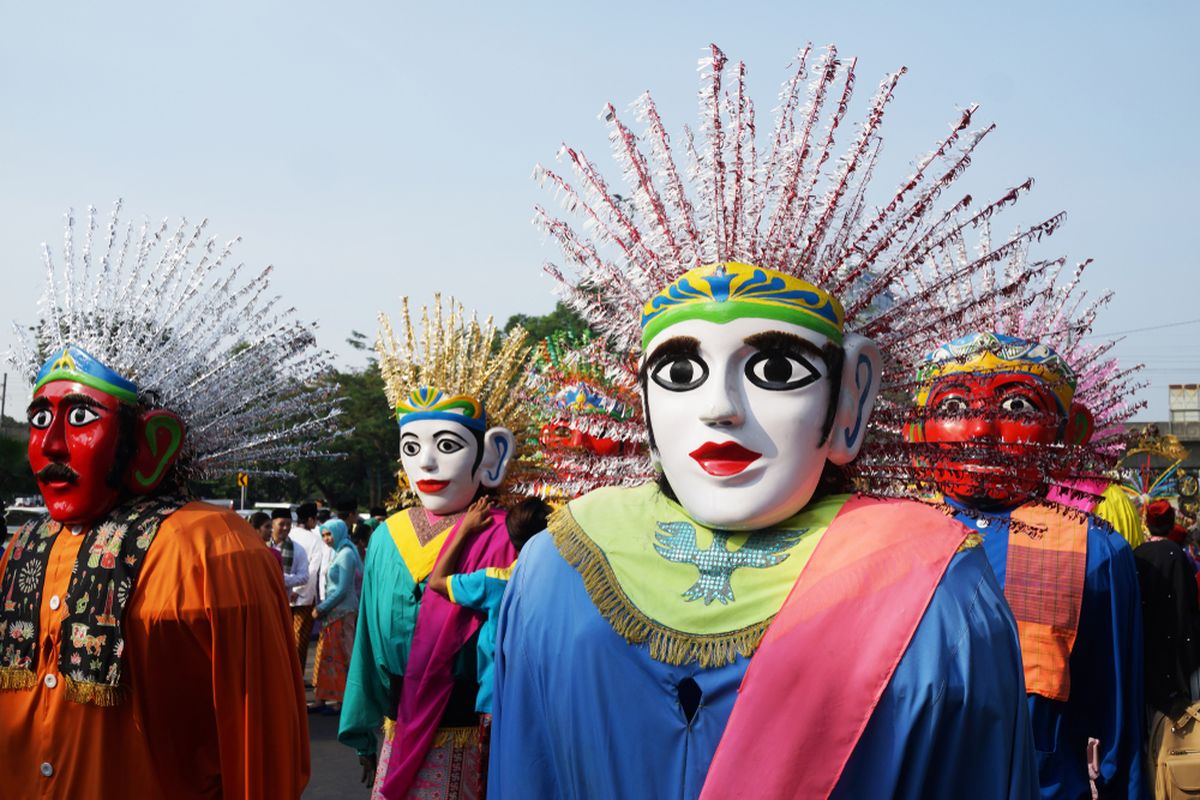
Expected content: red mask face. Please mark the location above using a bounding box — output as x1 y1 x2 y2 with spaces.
539 421 624 457
913 372 1065 508
28 381 126 526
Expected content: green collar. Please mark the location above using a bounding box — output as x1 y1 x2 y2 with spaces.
550 483 849 666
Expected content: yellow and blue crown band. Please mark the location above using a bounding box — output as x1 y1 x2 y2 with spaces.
914 332 1077 415
640 262 845 348
34 345 139 405
396 387 487 432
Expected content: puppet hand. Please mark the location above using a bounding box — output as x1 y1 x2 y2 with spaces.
359 753 377 787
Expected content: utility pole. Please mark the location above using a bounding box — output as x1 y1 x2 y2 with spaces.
1 372 6 422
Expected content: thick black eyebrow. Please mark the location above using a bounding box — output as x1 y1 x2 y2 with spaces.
644 335 700 364
62 393 113 412
743 331 826 365
27 397 51 414
434 429 469 442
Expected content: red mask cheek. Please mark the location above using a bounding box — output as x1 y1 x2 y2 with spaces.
29 400 124 526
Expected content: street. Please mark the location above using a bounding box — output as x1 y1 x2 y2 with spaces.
302 643 368 799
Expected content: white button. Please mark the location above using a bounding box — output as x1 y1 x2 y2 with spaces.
44 673 57 689
975 518 989 529
40 762 53 777
48 595 61 611
69 526 83 537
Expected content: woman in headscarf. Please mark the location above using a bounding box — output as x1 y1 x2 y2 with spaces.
311 518 364 713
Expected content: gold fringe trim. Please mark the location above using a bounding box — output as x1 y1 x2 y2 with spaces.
431 726 478 749
382 717 396 743
548 506 772 668
957 533 983 552
63 676 127 707
0 667 37 691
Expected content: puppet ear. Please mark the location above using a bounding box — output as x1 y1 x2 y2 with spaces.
125 409 185 494
827 334 882 465
479 427 516 487
1065 401 1095 446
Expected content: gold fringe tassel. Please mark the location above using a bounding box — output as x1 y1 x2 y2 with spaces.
63 676 127 707
431 726 479 749
0 667 37 691
382 717 396 743
548 507 771 668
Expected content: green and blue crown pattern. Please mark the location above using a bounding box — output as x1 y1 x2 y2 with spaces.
34 346 139 405
640 262 844 347
396 386 487 431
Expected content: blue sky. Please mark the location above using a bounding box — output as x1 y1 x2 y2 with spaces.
1 0 1196 419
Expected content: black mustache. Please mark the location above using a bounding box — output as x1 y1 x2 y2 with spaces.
36 463 80 484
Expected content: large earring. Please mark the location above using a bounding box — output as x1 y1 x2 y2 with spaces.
828 334 882 465
125 410 185 494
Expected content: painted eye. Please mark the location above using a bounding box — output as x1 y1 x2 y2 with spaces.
436 437 465 454
29 409 52 429
744 352 820 391
650 356 709 392
400 440 421 457
935 397 969 416
1000 395 1039 415
67 407 100 426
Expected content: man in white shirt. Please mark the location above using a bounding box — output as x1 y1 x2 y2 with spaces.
289 501 329 679
268 507 309 596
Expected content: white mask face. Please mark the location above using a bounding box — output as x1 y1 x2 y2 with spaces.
399 418 482 514
643 317 838 530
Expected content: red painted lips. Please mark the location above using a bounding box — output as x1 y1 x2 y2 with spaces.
416 479 450 494
689 441 762 477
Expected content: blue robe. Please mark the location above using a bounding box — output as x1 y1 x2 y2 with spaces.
491 531 1037 799
948 501 1147 800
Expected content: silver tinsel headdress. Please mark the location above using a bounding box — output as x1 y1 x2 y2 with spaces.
11 201 346 477
533 43 1109 494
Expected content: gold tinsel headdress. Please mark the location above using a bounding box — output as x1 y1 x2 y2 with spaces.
377 294 532 441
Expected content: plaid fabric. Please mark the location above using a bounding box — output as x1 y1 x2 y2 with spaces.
1006 504 1088 701
280 537 295 573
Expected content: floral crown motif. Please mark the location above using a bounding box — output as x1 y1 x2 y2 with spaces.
640 262 844 347
34 345 140 405
395 388 487 431
12 201 346 478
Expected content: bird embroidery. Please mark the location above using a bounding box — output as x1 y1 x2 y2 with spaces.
653 521 806 605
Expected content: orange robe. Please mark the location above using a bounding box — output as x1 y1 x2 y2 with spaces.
0 501 310 798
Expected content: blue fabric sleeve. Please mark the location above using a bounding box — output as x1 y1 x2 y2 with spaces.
490 532 561 799
834 546 1039 799
317 551 349 614
449 569 489 611
1085 527 1147 799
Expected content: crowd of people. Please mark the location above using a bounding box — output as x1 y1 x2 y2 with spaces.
3 39 1200 800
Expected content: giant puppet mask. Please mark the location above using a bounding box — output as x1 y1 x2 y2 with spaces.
906 332 1094 509
640 262 881 531
377 298 530 514
396 390 516 514
27 346 183 526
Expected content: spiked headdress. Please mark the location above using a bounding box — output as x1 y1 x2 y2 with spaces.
534 43 1120 493
11 201 346 478
376 296 535 499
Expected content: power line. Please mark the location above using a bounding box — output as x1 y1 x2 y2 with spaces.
1082 316 1200 339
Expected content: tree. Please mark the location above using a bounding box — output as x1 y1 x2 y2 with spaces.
503 302 590 342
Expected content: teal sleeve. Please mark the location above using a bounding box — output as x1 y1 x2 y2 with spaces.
449 569 489 611
338 523 418 757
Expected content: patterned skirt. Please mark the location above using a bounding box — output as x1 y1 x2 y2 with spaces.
313 612 356 703
372 716 490 800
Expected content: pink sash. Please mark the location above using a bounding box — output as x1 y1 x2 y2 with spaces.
380 508 515 799
700 496 968 799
